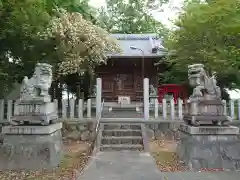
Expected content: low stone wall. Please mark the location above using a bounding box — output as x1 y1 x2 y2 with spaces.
145 121 182 140
1 120 240 142
60 120 184 142
144 120 240 141
61 120 97 141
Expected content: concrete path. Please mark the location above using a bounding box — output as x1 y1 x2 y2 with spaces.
78 151 163 180
78 151 240 180
161 172 240 180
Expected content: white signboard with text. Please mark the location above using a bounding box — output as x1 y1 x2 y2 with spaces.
118 96 131 105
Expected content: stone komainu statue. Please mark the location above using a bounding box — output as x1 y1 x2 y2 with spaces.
188 64 221 100
12 63 57 126
149 84 157 96
20 63 52 101
184 64 231 126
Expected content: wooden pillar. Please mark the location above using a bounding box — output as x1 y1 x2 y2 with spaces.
141 55 145 79
133 60 138 101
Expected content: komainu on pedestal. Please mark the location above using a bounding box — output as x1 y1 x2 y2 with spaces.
0 63 62 170
184 64 231 126
11 63 58 125
177 64 240 171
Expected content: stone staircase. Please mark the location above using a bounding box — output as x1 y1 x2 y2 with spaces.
99 123 145 151
102 107 143 118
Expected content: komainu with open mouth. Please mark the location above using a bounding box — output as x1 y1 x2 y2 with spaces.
184 64 231 126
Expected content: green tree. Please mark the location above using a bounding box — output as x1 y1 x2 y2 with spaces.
0 0 98 77
96 0 168 35
165 0 240 88
0 0 113 98
38 8 120 76
44 0 97 22
0 0 53 97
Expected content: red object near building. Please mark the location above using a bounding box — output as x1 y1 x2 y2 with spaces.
158 84 188 104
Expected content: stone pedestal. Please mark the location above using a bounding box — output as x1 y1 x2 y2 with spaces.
12 101 58 125
177 124 240 170
0 123 62 170
184 99 231 126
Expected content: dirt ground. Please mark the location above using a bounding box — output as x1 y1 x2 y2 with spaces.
149 139 189 172
149 139 227 172
0 140 92 180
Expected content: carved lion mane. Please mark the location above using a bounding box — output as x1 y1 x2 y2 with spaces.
20 63 52 100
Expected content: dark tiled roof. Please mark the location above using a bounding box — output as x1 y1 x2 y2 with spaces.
111 33 159 40
108 33 166 57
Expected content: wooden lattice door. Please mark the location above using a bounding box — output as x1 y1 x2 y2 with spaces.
114 73 135 100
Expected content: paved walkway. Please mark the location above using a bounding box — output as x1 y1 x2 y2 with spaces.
161 172 239 180
78 151 240 180
78 151 162 180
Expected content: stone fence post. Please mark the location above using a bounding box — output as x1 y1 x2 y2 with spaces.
96 78 102 119
143 78 149 120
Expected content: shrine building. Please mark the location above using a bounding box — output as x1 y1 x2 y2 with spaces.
95 34 186 103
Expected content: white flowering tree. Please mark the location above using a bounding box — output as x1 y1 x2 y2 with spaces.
39 9 121 76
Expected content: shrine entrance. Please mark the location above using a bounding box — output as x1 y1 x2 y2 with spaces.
95 58 157 102
114 74 135 97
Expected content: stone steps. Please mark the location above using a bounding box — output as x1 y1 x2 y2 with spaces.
101 136 142 145
102 129 142 137
111 107 139 112
99 122 144 151
100 144 143 151
103 123 141 130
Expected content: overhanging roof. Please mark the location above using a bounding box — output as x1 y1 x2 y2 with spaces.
107 33 167 58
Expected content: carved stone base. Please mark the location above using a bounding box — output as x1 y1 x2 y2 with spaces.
184 114 231 126
12 102 58 125
0 123 62 170
19 95 51 103
179 124 239 135
184 99 231 126
177 124 240 170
